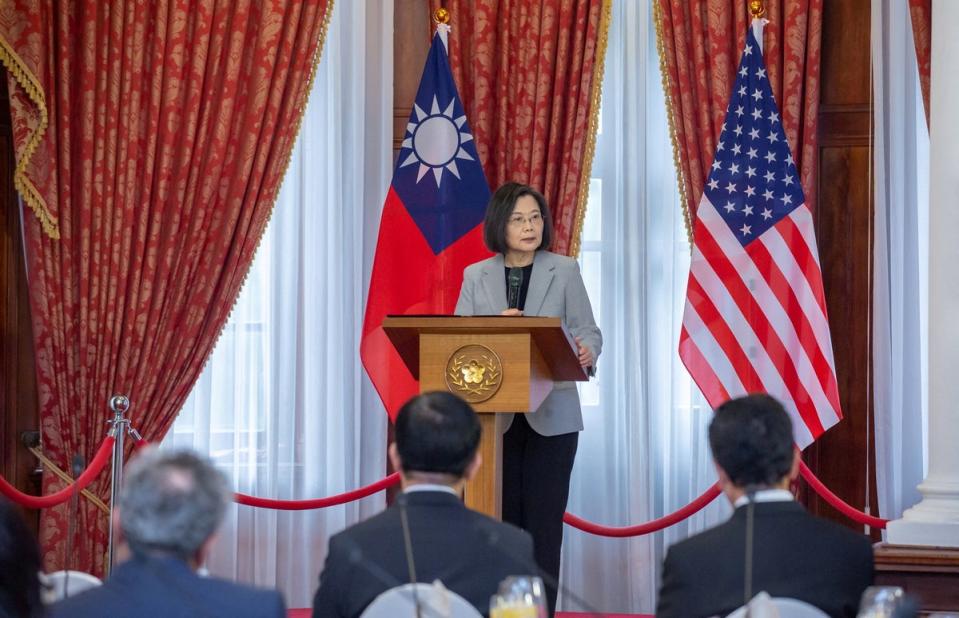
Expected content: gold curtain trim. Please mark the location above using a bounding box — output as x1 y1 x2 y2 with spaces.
0 36 59 239
569 0 612 258
28 446 111 514
652 0 693 248
190 0 335 390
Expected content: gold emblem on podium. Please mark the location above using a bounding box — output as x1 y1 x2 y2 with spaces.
445 345 503 403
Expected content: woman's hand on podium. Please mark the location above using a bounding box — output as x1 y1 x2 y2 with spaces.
576 337 594 369
501 308 524 316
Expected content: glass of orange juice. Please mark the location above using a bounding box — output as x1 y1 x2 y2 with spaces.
490 576 546 618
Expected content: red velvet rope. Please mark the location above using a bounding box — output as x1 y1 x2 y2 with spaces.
0 435 890 534
130 438 891 530
799 461 888 529
135 440 402 510
562 483 723 537
0 436 116 509
233 473 402 510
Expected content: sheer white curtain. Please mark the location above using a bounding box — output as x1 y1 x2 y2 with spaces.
870 0 929 527
561 1 730 613
162 0 393 608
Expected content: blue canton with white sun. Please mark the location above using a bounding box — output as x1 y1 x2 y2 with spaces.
704 29 805 247
391 34 490 256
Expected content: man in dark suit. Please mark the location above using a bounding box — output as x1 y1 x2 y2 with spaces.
52 449 285 618
312 391 536 618
656 394 874 618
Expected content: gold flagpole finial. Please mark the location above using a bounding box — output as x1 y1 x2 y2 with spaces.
433 7 451 24
748 0 765 18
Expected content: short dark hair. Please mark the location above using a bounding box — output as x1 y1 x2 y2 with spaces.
0 498 43 617
120 448 231 560
483 182 553 254
708 394 795 488
395 391 482 478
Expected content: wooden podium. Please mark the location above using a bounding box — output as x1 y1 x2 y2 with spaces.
382 316 587 519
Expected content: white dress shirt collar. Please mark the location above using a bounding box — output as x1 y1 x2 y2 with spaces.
403 483 459 496
734 488 794 508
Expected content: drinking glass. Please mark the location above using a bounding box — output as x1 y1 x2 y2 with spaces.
857 586 905 618
489 576 546 618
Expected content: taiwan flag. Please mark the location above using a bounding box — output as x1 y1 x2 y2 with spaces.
361 24 492 419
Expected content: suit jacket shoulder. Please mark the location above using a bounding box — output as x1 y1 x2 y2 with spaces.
539 250 577 269
462 255 499 280
657 502 873 618
51 555 285 618
313 492 535 618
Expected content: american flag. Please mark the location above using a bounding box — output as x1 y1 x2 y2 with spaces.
678 22 841 447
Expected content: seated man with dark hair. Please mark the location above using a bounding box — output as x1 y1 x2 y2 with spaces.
656 394 874 618
312 391 535 618
53 448 285 618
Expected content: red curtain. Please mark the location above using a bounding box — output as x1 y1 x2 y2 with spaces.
656 0 823 231
909 0 930 126
428 0 611 256
0 0 331 575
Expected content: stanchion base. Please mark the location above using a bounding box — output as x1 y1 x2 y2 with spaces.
887 519 959 547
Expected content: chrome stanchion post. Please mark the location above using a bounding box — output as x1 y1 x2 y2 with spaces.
106 394 130 574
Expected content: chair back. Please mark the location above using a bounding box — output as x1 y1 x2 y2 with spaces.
726 592 829 618
40 570 102 604
360 581 482 618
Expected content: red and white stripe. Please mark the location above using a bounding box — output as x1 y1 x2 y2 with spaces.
679 196 842 447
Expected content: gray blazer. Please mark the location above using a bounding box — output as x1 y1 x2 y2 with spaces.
454 251 602 436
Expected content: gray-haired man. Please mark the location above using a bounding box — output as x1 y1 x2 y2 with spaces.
53 448 285 618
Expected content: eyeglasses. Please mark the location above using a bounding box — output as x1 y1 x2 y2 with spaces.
508 213 543 227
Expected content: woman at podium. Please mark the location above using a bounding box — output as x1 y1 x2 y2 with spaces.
455 181 602 614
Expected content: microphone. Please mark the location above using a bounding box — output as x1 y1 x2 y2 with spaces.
475 523 604 618
507 267 524 310
742 486 758 616
397 495 423 618
63 453 85 598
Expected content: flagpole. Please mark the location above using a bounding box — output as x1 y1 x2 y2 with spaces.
432 6 451 310
749 1 768 52
433 7 450 49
